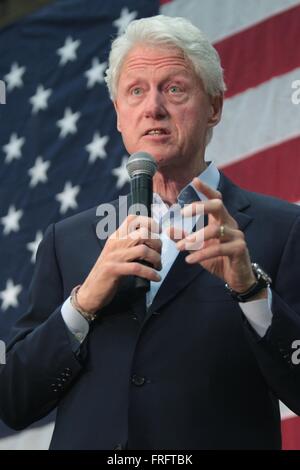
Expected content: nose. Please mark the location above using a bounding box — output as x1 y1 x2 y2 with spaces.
143 88 168 120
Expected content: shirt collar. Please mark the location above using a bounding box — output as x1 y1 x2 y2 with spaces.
153 161 220 206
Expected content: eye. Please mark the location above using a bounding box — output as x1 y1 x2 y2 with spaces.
131 87 143 96
168 85 181 94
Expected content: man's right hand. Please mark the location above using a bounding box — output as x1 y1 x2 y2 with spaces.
76 215 162 315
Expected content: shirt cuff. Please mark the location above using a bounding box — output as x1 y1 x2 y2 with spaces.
61 297 89 345
239 287 273 337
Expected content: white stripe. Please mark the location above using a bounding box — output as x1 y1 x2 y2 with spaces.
161 0 300 43
280 401 297 421
0 422 54 450
205 68 300 167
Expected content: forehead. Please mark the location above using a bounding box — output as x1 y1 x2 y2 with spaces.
119 44 196 79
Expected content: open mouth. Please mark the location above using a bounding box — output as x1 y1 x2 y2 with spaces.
144 128 170 136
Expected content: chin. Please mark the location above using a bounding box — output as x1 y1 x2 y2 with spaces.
154 156 181 173
130 145 179 167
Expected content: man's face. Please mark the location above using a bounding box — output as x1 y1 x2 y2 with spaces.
114 44 222 171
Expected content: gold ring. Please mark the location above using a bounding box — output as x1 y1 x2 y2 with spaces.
219 224 225 238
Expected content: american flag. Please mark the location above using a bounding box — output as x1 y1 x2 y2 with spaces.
0 0 299 450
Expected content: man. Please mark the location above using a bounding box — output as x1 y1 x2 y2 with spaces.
0 15 300 450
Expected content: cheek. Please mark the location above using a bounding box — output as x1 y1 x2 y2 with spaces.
176 108 203 137
118 104 139 129
117 111 133 135
179 111 208 150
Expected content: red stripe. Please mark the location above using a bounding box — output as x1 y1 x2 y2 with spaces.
214 5 300 98
159 0 172 5
282 417 300 450
221 136 300 203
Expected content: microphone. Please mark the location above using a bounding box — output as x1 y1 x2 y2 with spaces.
126 152 157 292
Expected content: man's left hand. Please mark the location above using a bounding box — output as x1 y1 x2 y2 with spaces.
168 177 263 295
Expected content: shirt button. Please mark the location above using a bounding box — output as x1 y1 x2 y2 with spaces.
75 332 85 342
63 367 72 378
131 374 146 386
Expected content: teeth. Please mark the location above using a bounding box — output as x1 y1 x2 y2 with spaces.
148 129 165 135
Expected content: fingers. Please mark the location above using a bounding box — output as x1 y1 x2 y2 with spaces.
185 239 247 264
168 223 240 253
180 198 238 229
181 199 225 220
176 223 239 251
128 226 162 254
180 179 237 230
117 215 160 239
191 177 222 200
111 215 162 254
108 261 161 282
111 245 162 271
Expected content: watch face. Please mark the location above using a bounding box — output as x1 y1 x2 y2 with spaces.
252 263 272 285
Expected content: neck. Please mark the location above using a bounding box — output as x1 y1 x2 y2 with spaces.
153 160 207 206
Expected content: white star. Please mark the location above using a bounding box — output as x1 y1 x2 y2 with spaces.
4 62 26 91
1 205 23 235
0 279 22 311
56 181 80 214
85 58 107 89
85 132 109 163
57 107 81 138
2 133 25 164
27 231 43 264
57 36 81 66
29 85 52 114
112 156 130 189
113 7 138 35
28 156 50 187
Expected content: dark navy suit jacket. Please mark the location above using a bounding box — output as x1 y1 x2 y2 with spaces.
1 173 300 449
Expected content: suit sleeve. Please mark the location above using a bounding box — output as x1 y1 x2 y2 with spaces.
243 215 300 415
0 224 85 430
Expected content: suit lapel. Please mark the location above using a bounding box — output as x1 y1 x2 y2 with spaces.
147 250 203 314
218 172 252 232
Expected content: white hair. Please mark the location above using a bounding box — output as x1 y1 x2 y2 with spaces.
105 15 226 101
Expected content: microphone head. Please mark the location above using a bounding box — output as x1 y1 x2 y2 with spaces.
126 152 157 179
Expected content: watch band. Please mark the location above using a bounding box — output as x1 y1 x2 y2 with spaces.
70 285 97 323
225 263 272 303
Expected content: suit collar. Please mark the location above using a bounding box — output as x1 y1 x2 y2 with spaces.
218 171 252 233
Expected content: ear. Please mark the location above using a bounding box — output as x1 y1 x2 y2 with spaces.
207 94 223 128
113 101 122 132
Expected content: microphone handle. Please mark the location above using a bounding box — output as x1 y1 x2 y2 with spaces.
130 174 153 293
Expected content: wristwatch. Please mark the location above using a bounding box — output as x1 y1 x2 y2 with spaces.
70 285 97 323
225 263 272 302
